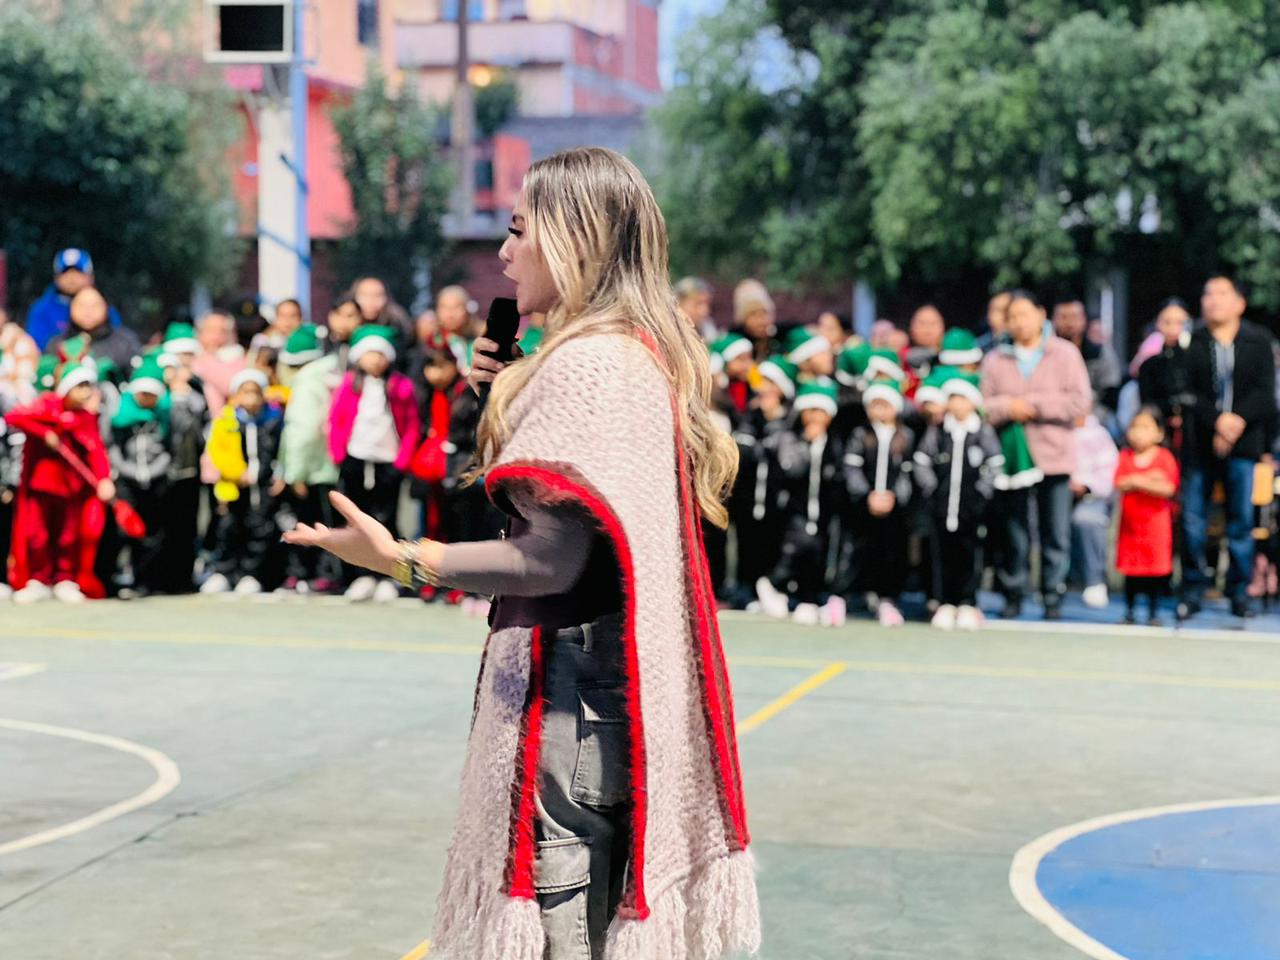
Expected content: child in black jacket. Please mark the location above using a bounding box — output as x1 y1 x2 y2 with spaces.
753 378 848 626
913 371 1003 630
843 379 917 627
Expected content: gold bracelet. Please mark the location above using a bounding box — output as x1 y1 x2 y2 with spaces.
392 540 417 588
413 540 444 588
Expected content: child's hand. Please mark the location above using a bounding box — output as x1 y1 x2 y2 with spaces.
292 482 308 498
1116 476 1133 492
44 431 60 449
97 479 116 502
269 478 286 497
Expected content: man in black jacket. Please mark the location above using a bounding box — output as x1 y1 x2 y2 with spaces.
1180 276 1278 618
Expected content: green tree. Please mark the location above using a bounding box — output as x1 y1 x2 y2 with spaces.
332 66 452 308
475 73 520 139
0 6 239 320
655 0 1280 308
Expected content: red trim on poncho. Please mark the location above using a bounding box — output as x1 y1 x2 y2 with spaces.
504 624 546 899
484 465 650 920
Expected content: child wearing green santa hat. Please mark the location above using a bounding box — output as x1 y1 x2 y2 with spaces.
725 354 796 608
753 376 849 627
109 354 173 597
841 377 918 627
782 326 836 380
912 370 1003 631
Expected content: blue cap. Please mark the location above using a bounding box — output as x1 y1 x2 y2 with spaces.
53 248 93 275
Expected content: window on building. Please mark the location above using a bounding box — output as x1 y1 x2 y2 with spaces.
357 0 379 45
441 0 487 21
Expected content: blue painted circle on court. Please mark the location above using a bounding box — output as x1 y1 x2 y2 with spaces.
1036 803 1280 959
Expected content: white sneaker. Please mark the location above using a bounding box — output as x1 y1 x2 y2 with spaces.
0 583 12 601
1082 584 1109 609
878 599 905 628
822 595 847 628
52 581 85 604
955 605 983 631
931 603 957 630
791 602 821 626
372 579 401 603
234 576 262 595
345 576 377 602
13 581 54 604
754 576 790 619
744 600 763 614
200 573 231 594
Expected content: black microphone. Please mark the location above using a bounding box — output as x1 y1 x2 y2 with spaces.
478 297 520 402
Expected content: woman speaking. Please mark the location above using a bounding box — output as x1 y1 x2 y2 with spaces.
284 147 761 959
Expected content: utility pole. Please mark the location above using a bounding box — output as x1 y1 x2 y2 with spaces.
451 0 475 235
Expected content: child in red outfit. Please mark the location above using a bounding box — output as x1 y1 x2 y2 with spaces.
1114 406 1180 625
4 360 115 602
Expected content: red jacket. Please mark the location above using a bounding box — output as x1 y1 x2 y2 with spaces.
4 393 110 496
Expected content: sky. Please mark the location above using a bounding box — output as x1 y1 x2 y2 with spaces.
659 0 726 88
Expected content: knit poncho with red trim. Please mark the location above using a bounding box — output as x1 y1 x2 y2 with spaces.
431 332 761 959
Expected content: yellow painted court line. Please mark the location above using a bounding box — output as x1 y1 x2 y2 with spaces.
399 939 430 960
737 661 848 735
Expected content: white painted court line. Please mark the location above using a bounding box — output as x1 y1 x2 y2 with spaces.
1008 794 1280 960
0 718 181 857
0 662 48 682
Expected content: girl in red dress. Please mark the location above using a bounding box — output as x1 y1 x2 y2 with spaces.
1114 406 1180 624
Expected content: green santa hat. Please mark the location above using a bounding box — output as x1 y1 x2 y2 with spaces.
711 332 753 364
127 353 168 396
861 377 904 414
35 354 59 393
279 325 323 366
55 357 98 397
348 324 397 364
792 376 838 416
993 423 1042 490
942 369 984 408
783 326 831 365
518 324 544 357
757 354 798 399
914 365 951 408
835 341 871 386
938 328 983 367
865 347 906 383
161 321 201 358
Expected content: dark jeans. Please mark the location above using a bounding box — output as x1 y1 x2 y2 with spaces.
210 488 278 585
998 474 1072 606
536 612 631 960
768 515 834 604
158 476 201 593
1182 457 1255 603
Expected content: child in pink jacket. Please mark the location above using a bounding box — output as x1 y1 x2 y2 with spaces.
328 325 420 601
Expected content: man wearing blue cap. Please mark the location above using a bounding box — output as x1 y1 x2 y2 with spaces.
25 249 122 351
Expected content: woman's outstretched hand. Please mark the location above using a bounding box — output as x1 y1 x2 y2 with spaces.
282 490 398 576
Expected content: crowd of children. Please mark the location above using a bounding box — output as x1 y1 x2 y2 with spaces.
0 250 1274 628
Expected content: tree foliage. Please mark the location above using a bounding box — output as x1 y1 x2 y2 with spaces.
332 66 452 308
0 5 240 319
653 0 1280 308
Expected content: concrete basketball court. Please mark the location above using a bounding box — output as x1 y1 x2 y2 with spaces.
2 596 1279 959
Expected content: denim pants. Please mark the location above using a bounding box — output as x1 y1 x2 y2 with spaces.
1070 495 1112 589
998 474 1073 605
535 611 632 960
1181 457 1255 602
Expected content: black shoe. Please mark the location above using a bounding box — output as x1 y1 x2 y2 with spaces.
1000 597 1022 619
1231 597 1257 619
1123 609 1136 625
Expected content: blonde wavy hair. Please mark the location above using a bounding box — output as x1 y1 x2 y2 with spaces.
465 147 738 528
